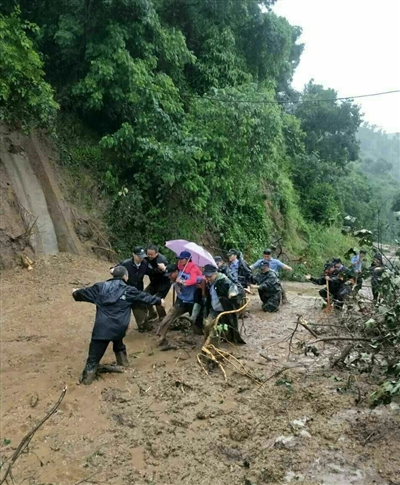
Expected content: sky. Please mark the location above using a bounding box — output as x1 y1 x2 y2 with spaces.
272 0 400 133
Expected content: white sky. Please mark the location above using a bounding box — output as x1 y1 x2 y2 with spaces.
272 0 400 133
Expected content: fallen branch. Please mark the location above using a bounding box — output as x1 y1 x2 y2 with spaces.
74 471 101 485
297 316 319 338
0 386 67 485
331 344 353 368
309 337 376 345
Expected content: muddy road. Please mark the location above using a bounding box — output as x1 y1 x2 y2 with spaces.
1 254 399 485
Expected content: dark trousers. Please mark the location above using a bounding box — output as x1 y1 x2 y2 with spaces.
85 339 126 371
158 300 193 338
145 283 168 319
354 275 363 293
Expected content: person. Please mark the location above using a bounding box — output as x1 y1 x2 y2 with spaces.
305 264 349 308
251 248 292 303
145 244 171 321
203 264 245 344
110 246 150 332
332 258 349 275
370 253 386 302
72 266 164 385
157 263 204 346
254 261 282 312
350 250 367 292
227 249 253 288
214 256 238 284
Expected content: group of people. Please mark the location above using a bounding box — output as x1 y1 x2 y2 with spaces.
305 250 387 307
72 245 292 384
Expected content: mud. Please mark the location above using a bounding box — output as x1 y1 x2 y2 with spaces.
1 254 399 485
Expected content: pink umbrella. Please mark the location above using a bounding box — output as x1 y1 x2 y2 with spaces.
165 240 216 268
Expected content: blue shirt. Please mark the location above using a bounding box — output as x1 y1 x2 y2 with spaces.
175 274 202 304
230 259 239 280
210 283 224 312
252 258 285 273
351 255 363 272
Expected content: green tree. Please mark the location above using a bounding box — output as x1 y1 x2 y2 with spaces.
0 8 58 129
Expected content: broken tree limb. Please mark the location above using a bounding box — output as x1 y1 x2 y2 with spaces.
297 316 319 338
309 337 376 345
331 344 354 368
0 386 67 485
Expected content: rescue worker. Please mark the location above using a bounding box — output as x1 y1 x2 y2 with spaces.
227 249 253 288
350 249 367 292
251 248 292 303
110 246 150 332
254 260 282 312
157 261 204 346
306 264 349 308
145 244 171 321
214 256 238 284
370 253 386 302
72 266 164 385
203 264 245 344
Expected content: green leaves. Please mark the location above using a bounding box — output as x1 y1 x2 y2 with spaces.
0 8 58 129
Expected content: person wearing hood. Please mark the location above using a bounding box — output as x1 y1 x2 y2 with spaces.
110 246 150 332
370 253 385 302
72 266 164 385
254 261 282 312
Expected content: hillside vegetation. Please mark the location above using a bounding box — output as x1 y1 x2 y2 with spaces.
1 0 397 262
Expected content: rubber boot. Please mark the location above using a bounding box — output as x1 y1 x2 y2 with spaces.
115 351 129 367
80 366 97 385
190 303 202 324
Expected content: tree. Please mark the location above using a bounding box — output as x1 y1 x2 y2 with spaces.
0 8 58 129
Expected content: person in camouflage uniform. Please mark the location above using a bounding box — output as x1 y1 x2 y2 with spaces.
254 260 282 312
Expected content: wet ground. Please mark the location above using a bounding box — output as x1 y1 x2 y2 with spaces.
1 254 399 484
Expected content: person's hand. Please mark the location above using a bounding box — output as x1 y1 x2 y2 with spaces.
109 267 114 275
160 298 165 307
158 263 166 272
305 274 311 280
72 288 79 294
244 288 251 294
228 292 238 299
176 277 184 285
325 275 330 281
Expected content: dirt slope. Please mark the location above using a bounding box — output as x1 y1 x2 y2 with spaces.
1 254 399 485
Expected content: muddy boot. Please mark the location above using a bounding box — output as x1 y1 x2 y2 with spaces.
190 303 202 324
115 351 129 367
80 366 98 385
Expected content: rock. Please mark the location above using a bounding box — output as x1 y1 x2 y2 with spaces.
299 430 312 439
274 435 298 449
389 402 400 414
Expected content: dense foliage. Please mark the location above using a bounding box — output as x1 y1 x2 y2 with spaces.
0 0 395 256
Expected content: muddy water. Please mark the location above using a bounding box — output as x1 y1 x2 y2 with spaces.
1 257 399 485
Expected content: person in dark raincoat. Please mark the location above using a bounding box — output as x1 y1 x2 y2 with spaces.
254 260 282 312
72 266 164 385
370 253 386 302
306 264 352 308
203 264 246 344
110 246 150 332
145 244 171 321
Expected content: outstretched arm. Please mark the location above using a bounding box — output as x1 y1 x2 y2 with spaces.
72 284 99 303
125 287 163 307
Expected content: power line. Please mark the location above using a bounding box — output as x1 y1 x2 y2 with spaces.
136 84 400 106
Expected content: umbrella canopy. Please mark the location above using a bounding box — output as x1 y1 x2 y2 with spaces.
165 240 216 268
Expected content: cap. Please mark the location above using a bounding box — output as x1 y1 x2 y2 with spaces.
259 260 270 268
203 264 218 276
263 248 272 255
177 250 191 260
133 246 146 258
214 256 223 263
165 263 179 276
227 249 238 256
332 258 342 264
